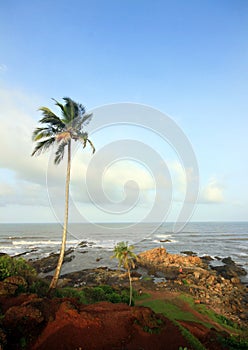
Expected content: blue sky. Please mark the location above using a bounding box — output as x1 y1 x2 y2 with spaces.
0 0 247 223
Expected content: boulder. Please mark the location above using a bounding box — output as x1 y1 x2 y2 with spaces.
30 249 75 273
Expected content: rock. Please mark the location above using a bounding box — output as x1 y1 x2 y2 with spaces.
200 255 214 262
193 271 201 279
138 248 203 270
211 264 247 279
239 313 248 320
160 239 171 243
181 251 197 256
231 277 241 284
78 241 88 248
222 257 235 265
30 249 75 273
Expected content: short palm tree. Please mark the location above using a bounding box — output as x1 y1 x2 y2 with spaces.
31 97 95 290
112 241 137 306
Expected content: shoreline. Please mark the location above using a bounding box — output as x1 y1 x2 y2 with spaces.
0 247 247 349
27 247 248 328
26 244 248 284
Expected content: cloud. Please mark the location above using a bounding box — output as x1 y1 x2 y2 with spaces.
200 177 225 203
0 88 52 207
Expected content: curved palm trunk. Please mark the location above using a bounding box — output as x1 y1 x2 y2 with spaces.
49 140 71 291
127 267 132 306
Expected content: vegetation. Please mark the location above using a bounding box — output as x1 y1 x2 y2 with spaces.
111 241 138 306
218 334 248 350
54 285 131 305
31 97 95 290
0 255 36 282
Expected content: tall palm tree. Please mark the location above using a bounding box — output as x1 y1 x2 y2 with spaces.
31 97 95 290
112 241 137 306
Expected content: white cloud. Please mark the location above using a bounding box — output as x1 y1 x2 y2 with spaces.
200 177 225 203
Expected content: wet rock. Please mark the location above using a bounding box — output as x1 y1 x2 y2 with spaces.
211 263 247 279
222 257 235 265
200 255 214 263
78 241 88 248
30 249 75 273
160 239 171 243
181 251 197 256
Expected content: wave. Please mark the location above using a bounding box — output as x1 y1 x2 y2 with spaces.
12 239 79 246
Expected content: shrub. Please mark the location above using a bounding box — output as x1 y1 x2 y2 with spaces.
82 285 132 305
54 287 87 304
29 279 50 297
0 255 36 282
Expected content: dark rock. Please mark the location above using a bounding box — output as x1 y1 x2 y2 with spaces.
215 256 222 260
13 248 38 258
160 239 171 243
200 255 214 262
0 253 7 257
222 257 235 265
30 249 75 273
78 241 88 248
211 264 247 279
181 251 197 256
64 247 74 256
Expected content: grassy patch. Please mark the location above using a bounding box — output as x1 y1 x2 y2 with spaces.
178 294 242 333
177 322 206 350
140 299 206 350
134 292 151 301
141 299 198 323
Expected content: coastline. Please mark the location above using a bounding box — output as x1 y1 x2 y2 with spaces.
28 246 248 328
0 247 248 349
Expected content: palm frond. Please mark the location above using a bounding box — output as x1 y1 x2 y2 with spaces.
38 114 65 131
52 98 69 121
31 137 56 156
54 141 68 165
82 112 93 126
32 126 58 141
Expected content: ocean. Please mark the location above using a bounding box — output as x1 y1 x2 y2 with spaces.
0 222 247 281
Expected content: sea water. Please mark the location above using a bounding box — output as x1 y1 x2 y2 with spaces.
0 222 247 279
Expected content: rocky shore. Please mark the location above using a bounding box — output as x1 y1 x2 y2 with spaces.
0 248 247 349
32 246 248 326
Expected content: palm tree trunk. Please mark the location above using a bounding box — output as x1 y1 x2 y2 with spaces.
127 268 132 306
49 140 71 290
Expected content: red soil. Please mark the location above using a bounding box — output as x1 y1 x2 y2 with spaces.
31 300 191 350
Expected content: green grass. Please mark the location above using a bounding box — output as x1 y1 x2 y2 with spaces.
176 322 206 350
140 299 206 350
141 299 199 323
178 294 243 333
134 292 151 301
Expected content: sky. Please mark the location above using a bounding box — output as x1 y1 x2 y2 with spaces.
0 0 247 224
